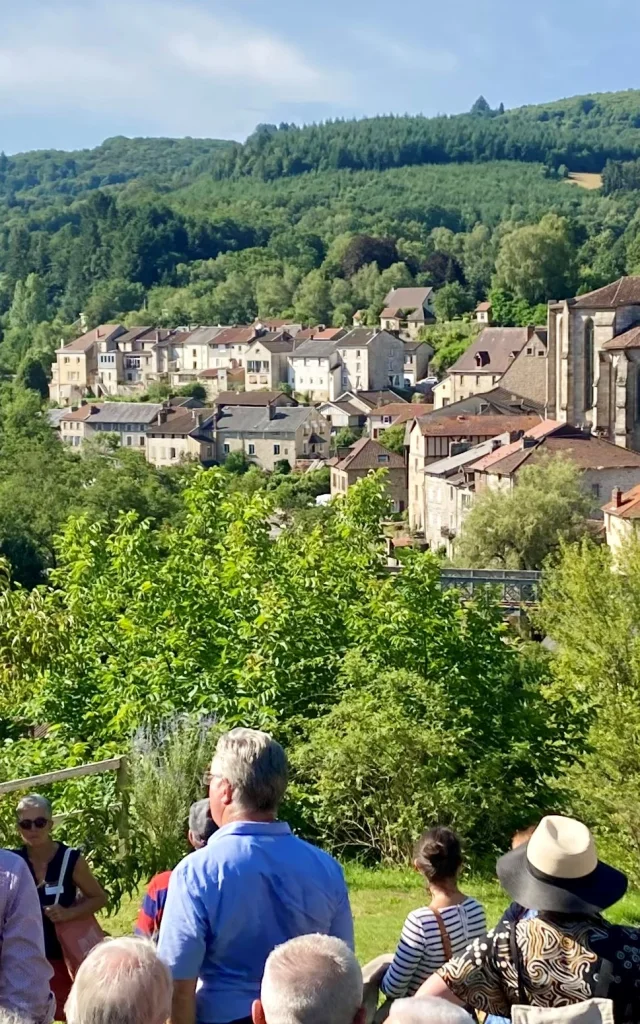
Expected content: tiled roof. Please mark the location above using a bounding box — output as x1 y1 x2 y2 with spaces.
381 307 403 318
419 413 541 438
468 421 562 472
425 435 512 477
147 407 216 437
336 437 405 472
368 402 432 423
295 327 346 342
474 424 640 476
58 324 124 352
215 405 314 436
570 277 640 309
247 332 295 354
61 403 103 422
383 287 433 309
86 402 164 425
476 302 492 312
356 389 408 408
214 391 295 406
601 326 640 351
212 327 259 347
447 327 542 375
602 483 640 519
290 339 340 358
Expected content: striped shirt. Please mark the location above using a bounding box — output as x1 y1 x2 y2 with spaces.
381 897 487 998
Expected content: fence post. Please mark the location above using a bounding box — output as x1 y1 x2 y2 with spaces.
115 757 130 854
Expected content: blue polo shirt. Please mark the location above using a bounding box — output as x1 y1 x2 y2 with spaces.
157 821 354 1023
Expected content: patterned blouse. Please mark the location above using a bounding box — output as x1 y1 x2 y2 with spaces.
438 911 640 1020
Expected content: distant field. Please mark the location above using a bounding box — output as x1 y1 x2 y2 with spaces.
567 172 603 190
101 863 640 964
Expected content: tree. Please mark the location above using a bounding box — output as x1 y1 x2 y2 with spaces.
494 214 576 304
8 274 48 330
455 457 592 570
433 282 473 321
223 450 249 474
83 278 146 329
177 383 206 401
333 427 360 449
15 354 49 399
256 275 294 319
421 251 466 288
488 288 547 327
293 270 332 325
340 236 398 278
379 424 406 454
471 96 492 116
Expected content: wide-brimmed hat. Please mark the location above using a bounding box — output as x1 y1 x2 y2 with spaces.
497 815 628 914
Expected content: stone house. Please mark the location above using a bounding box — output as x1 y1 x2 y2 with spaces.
330 438 407 513
287 340 342 402
214 404 330 471
245 333 295 392
317 398 369 435
146 406 217 467
602 484 640 556
546 277 640 450
403 340 433 387
423 435 512 556
336 329 405 394
380 288 435 338
469 420 640 516
432 326 546 409
407 412 541 532
50 324 122 405
59 402 103 447
83 402 165 451
475 301 492 324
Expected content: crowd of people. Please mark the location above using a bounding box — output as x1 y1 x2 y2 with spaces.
1 727 638 1024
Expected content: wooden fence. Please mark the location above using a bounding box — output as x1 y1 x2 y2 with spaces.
0 756 129 840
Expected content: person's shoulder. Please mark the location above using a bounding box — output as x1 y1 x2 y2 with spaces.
290 834 345 874
0 848 28 872
147 870 172 896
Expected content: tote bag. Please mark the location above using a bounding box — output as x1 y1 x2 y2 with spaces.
53 846 105 977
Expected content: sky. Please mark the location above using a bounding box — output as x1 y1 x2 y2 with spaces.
2 0 640 154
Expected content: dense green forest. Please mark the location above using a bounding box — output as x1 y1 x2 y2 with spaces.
3 90 640 373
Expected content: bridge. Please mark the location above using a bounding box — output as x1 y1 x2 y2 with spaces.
439 568 541 606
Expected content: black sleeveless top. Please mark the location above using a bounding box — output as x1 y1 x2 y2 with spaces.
15 842 80 960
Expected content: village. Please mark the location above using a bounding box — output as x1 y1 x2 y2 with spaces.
47 277 640 557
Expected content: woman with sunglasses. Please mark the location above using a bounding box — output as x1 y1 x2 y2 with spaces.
14 794 107 1019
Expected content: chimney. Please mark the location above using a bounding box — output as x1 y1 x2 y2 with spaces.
157 409 168 425
266 401 276 420
612 486 624 508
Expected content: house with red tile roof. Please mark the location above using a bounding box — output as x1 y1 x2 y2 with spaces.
602 483 640 555
330 438 407 512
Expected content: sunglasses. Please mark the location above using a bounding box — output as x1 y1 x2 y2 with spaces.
18 817 49 831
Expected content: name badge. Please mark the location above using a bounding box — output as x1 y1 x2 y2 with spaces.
44 885 61 896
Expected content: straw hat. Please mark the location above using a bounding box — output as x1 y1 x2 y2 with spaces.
497 815 627 914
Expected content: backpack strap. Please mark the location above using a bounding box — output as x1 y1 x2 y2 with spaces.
53 846 73 906
510 918 528 1005
431 908 453 962
595 958 613 999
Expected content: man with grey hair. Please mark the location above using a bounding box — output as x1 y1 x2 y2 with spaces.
65 937 172 1024
159 728 353 1024
387 999 473 1024
135 799 216 942
0 848 53 1024
252 935 364 1024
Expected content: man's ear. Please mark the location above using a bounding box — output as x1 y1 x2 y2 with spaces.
252 1000 267 1024
353 1005 366 1024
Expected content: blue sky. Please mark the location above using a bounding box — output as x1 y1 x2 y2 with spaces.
1 0 640 154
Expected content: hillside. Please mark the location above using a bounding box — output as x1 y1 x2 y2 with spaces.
3 89 640 370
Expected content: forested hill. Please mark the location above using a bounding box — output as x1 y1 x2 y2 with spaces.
0 136 232 206
211 91 640 181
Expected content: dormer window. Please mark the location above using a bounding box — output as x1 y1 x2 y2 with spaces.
377 454 390 464
474 351 489 367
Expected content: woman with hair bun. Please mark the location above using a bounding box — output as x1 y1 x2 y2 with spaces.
381 826 486 999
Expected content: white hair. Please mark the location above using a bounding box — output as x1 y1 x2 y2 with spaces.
261 934 362 1024
65 937 172 1024
212 728 288 812
388 998 474 1024
0 1011 29 1024
16 794 52 817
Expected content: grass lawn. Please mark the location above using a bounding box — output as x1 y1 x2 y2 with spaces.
101 863 640 965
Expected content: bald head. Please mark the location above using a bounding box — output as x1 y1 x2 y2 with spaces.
66 937 172 1024
253 935 363 1024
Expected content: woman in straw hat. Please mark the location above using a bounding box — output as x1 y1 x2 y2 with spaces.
418 816 638 1020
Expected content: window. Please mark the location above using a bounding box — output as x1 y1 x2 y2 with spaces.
377 454 389 464
126 436 132 446
442 398 449 407
383 416 391 424
526 347 533 355
584 318 594 411
192 350 197 358
139 437 145 447
591 483 601 499
248 443 255 455
273 444 280 455
356 350 361 357
170 447 176 460
224 443 230 455
160 447 166 459
63 357 70 364
449 486 454 500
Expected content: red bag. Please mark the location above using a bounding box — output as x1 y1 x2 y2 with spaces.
53 847 105 977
